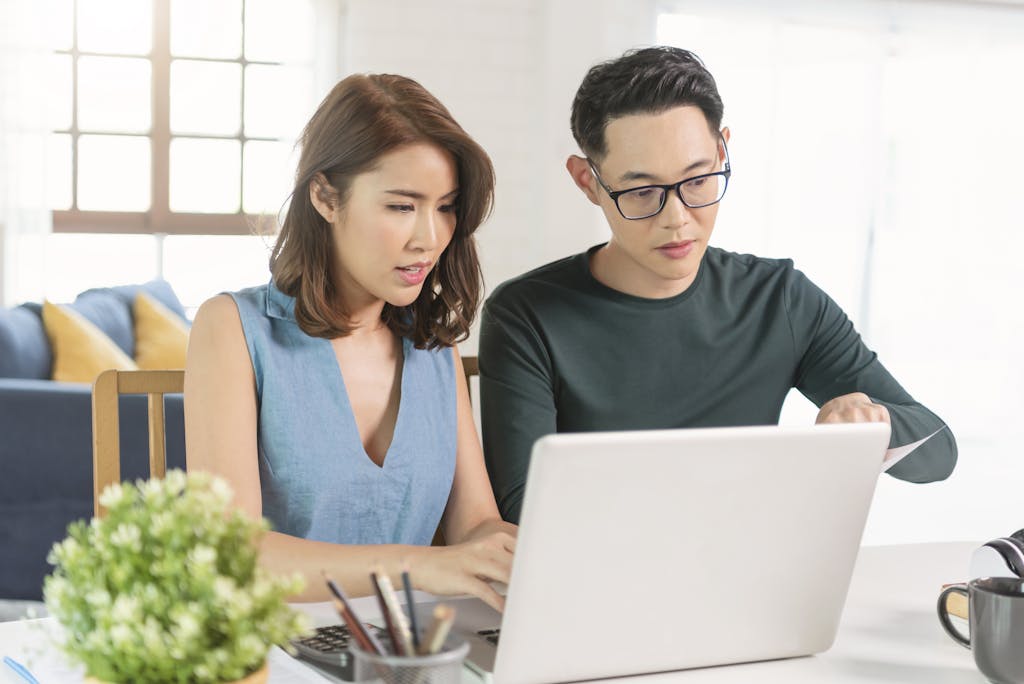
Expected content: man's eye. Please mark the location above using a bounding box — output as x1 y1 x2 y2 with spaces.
685 177 708 188
631 188 657 199
388 204 414 213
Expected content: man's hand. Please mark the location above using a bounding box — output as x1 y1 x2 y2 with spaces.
815 392 890 425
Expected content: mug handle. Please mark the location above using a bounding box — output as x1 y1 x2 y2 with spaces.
937 584 971 648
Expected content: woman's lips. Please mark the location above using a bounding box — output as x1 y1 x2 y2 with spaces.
656 240 695 259
395 263 430 285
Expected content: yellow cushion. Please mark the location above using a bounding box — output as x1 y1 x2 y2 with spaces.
133 291 189 370
42 300 138 383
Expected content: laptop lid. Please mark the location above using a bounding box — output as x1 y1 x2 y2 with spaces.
492 423 890 684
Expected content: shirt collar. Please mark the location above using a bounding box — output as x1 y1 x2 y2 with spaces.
265 281 296 322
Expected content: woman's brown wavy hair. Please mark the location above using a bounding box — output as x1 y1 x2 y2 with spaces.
269 73 494 349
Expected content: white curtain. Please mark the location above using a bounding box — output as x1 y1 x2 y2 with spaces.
0 0 52 305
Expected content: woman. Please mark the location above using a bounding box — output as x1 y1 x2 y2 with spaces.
185 74 515 612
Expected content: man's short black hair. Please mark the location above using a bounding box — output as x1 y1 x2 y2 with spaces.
571 46 724 160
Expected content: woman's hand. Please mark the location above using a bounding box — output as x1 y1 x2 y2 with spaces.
411 526 516 612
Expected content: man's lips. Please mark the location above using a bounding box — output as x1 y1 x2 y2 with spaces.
656 240 696 259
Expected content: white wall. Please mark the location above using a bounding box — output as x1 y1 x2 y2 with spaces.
342 0 1024 548
343 0 657 344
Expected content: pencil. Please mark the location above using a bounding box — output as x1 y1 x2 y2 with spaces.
401 568 421 651
371 569 415 656
322 571 386 656
420 603 455 655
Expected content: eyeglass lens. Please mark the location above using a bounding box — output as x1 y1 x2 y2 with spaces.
617 174 726 219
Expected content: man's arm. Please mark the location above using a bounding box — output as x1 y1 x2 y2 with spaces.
478 296 557 523
787 270 957 482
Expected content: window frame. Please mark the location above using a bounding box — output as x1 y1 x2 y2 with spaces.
53 0 287 235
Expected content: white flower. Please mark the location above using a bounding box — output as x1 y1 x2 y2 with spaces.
164 469 188 494
85 588 111 608
189 544 217 567
98 482 126 508
213 576 237 603
173 611 201 642
110 523 141 551
110 623 134 647
111 594 140 623
210 476 234 505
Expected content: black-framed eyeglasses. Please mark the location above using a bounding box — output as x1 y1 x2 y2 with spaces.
587 138 731 220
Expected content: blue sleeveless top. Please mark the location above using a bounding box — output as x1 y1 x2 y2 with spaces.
229 283 457 546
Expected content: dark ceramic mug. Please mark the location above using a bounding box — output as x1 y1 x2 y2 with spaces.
938 577 1024 684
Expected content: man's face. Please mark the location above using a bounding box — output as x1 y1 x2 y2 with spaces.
571 105 729 298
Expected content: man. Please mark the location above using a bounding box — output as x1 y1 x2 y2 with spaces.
479 46 956 523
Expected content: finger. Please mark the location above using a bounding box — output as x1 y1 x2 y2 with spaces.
467 578 506 613
474 556 513 586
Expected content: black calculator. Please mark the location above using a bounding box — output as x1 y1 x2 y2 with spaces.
291 624 386 681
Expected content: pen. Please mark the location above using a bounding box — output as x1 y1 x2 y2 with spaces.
419 604 455 655
401 568 421 652
371 569 415 656
322 572 386 656
3 656 40 684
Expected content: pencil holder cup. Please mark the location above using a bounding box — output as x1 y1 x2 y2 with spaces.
349 638 470 684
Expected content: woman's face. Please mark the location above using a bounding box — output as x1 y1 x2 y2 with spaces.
312 142 459 312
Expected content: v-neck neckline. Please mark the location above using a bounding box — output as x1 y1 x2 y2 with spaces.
326 335 410 471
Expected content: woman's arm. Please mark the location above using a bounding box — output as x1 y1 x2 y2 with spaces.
184 296 514 609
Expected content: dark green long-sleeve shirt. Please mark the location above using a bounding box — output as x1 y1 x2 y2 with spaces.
479 244 957 523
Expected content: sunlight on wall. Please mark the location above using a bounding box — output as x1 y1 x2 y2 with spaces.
659 0 1024 543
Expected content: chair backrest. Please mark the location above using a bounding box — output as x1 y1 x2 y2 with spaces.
462 354 479 403
91 369 185 518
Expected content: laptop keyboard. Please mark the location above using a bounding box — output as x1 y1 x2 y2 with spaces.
477 628 501 645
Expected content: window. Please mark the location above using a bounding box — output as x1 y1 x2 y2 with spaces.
50 0 316 235
658 0 1024 544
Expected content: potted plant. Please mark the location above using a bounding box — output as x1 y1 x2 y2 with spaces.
43 470 310 684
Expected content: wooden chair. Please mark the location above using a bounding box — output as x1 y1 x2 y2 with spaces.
462 354 479 404
91 369 185 519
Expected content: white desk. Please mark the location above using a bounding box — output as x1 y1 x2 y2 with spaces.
0 543 983 683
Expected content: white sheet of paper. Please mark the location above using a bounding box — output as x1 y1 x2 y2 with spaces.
881 426 947 472
267 646 337 684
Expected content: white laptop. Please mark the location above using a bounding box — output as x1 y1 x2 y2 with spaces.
436 422 890 684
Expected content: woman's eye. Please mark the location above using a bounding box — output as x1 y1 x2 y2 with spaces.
388 204 415 213
439 203 458 213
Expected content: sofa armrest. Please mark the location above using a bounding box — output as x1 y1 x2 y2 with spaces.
0 378 185 600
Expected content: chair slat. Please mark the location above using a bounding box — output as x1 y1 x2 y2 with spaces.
92 369 184 518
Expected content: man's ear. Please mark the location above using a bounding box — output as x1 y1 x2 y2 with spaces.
720 127 731 157
566 155 601 206
309 173 336 223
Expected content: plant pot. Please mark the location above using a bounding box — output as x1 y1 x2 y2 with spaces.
84 661 269 684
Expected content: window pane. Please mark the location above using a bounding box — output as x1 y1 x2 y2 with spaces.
48 134 73 210
243 140 295 215
171 0 242 59
163 235 274 313
244 0 314 63
43 234 157 303
78 56 151 133
78 0 152 55
244 64 314 139
170 60 241 135
78 134 151 211
50 0 74 50
170 138 241 213
50 54 73 131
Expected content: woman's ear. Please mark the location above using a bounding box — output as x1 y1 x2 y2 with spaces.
309 173 336 223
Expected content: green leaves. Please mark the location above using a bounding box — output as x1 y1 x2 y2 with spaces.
43 470 310 683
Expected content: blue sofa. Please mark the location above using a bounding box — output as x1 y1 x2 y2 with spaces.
0 281 187 600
